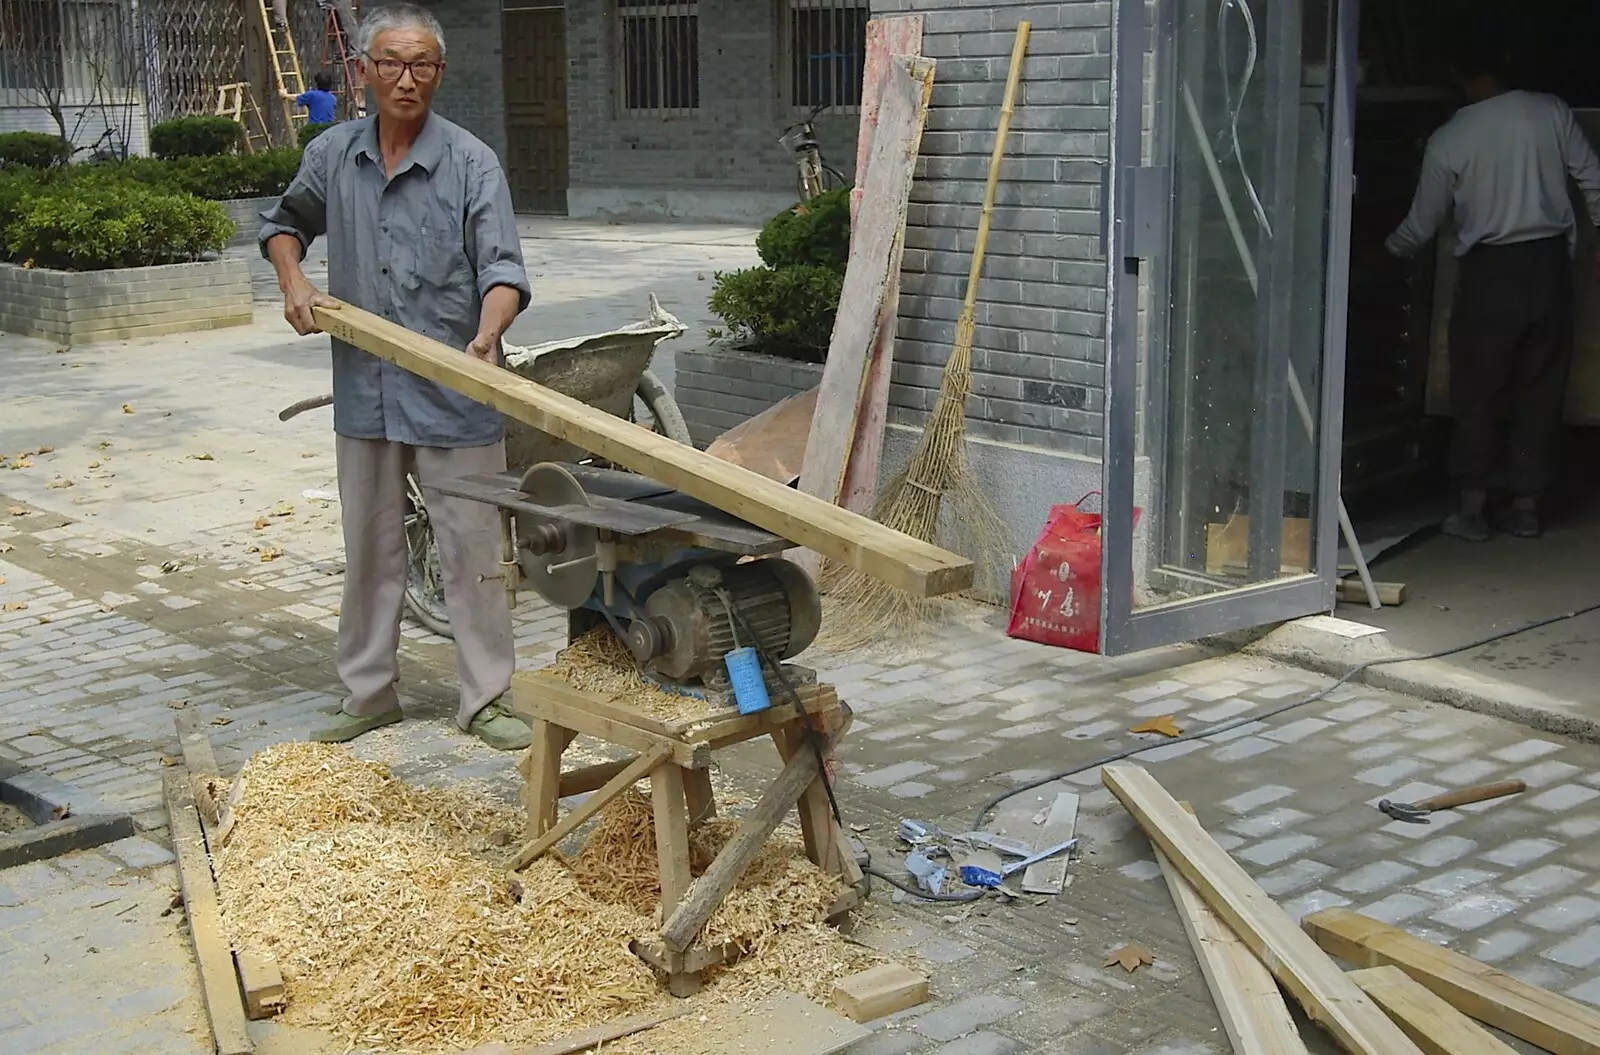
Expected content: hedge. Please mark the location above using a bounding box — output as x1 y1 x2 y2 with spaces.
0 132 74 170
149 116 245 159
3 183 233 271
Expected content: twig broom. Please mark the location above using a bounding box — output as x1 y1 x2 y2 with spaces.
823 21 1031 642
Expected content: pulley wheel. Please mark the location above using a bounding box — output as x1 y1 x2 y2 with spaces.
516 463 597 609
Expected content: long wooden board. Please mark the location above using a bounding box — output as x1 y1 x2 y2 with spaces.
798 53 936 535
1349 966 1518 1055
310 303 972 599
167 769 253 1055
1020 790 1078 895
1101 765 1424 1055
1304 907 1600 1055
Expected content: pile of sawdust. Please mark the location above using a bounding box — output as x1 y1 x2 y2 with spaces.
543 628 718 724
215 743 875 1053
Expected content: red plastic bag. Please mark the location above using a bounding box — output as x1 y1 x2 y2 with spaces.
1006 492 1141 653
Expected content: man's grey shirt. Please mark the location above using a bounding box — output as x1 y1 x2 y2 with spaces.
259 114 531 448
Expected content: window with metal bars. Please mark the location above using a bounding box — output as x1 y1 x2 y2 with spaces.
786 0 867 113
616 0 699 115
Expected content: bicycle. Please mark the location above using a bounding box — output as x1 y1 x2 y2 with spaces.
780 101 848 201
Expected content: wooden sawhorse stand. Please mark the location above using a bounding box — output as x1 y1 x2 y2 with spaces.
507 669 866 996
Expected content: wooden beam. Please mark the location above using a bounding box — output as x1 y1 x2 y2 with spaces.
310 303 973 599
831 963 930 1023
1349 966 1517 1055
1338 579 1407 605
236 949 286 1020
508 744 671 871
167 770 253 1055
1101 765 1424 1055
1020 790 1078 895
1304 908 1600 1055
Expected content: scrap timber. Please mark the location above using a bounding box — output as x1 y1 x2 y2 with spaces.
309 303 973 598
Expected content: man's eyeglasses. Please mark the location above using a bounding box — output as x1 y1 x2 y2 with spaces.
364 55 444 83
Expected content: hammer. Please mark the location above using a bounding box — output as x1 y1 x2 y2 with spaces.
1378 780 1527 824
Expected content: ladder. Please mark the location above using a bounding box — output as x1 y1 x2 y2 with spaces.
215 83 272 154
319 0 365 120
256 0 308 138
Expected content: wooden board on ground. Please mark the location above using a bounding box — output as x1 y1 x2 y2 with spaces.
705 386 817 485
311 302 972 600
831 963 930 1023
796 53 936 552
462 1005 690 1054
1348 966 1518 1055
840 14 925 516
167 769 253 1055
1337 579 1407 606
1102 765 1425 1055
237 949 286 1020
1020 790 1078 895
1304 907 1600 1055
694 991 872 1055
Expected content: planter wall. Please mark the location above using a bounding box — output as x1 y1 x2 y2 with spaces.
221 197 278 248
674 345 824 448
0 258 254 345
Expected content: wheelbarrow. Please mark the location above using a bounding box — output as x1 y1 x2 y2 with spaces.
278 295 693 638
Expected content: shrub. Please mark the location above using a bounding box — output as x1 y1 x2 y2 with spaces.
755 186 852 270
3 184 234 270
706 264 844 362
149 116 244 159
300 122 333 148
74 149 302 200
0 132 73 170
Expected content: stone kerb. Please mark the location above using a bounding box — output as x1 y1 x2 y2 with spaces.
0 258 254 345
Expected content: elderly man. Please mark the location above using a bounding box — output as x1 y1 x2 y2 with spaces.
260 3 533 750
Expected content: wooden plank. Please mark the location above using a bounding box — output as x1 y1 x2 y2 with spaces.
311 302 973 599
167 770 253 1055
508 744 671 871
797 53 936 543
1154 804 1306 1055
678 686 840 742
704 386 817 485
651 765 693 919
1349 966 1518 1055
1304 907 1600 1055
1020 790 1078 895
520 670 683 738
831 963 930 1023
557 758 637 799
683 767 717 826
175 713 227 828
771 726 843 876
236 949 286 1020
511 1006 690 1054
660 743 825 952
697 991 871 1055
522 719 565 836
1337 579 1407 606
1102 765 1424 1055
841 14 924 516
509 675 708 769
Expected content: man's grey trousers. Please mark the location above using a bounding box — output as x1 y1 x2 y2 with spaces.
335 435 514 729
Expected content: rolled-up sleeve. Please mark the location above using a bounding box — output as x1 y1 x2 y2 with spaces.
259 135 330 260
465 159 531 312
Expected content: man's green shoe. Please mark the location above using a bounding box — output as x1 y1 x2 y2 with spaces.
469 701 532 751
311 707 404 743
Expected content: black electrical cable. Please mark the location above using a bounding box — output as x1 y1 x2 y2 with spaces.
865 866 985 902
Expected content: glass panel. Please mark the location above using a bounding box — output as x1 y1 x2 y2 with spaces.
1135 0 1334 612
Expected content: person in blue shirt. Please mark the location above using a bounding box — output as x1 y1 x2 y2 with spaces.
292 70 339 126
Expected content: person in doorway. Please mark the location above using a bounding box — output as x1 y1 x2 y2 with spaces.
1385 38 1600 541
292 70 339 126
259 3 535 749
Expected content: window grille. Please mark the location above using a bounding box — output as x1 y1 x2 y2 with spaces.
0 0 136 104
616 0 698 115
786 0 867 113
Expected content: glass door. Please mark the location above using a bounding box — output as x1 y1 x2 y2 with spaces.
1099 0 1357 654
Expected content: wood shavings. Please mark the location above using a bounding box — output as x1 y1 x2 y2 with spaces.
543 629 718 724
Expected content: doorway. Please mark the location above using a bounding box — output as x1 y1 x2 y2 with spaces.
503 5 570 215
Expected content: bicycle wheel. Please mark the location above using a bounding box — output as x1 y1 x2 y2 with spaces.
821 165 849 192
402 474 453 638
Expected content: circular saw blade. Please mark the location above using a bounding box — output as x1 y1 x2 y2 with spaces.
515 463 597 609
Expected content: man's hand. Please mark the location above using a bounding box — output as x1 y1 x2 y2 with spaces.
465 331 501 364
282 276 340 335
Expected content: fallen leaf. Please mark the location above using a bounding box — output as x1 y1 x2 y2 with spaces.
9 457 31 470
96 441 111 451
3 602 27 612
0 577 5 586
6 506 26 517
160 755 178 767
210 716 233 726
187 453 213 461
258 546 282 562
1104 943 1155 973
87 461 100 469
1130 715 1183 739
0 544 11 554
34 446 54 455
270 501 294 517
121 404 133 414
51 804 71 820
159 559 185 574
849 823 870 833
166 700 187 709
254 518 269 530
47 478 73 490
300 452 316 459
36 616 49 624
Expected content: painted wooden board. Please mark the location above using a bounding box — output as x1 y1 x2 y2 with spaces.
796 53 936 552
1102 765 1424 1055
310 303 972 599
841 15 925 515
705 386 818 484
1349 966 1518 1055
1020 790 1078 895
1304 907 1600 1055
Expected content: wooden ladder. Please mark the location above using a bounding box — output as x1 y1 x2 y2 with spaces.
257 0 308 136
320 0 365 120
215 83 272 154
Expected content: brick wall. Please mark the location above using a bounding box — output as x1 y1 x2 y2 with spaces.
674 346 824 448
428 0 508 160
0 259 254 345
869 0 1111 459
565 0 859 221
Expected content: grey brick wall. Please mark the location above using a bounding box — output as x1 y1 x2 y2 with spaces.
870 0 1111 458
675 346 824 448
565 0 859 221
0 260 253 345
429 0 509 160
221 197 278 248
